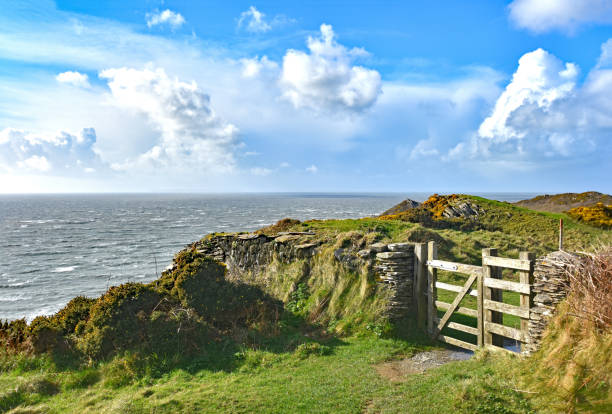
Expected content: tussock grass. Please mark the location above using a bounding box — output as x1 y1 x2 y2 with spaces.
522 247 612 413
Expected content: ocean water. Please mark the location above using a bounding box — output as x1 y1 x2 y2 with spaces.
0 193 536 321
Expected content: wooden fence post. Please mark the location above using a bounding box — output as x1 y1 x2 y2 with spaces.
482 248 504 347
477 262 484 347
414 243 428 331
519 251 535 352
427 241 437 336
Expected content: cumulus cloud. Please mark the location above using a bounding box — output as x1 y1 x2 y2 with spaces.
509 0 612 33
305 164 318 173
99 67 239 173
146 9 185 29
56 71 90 88
0 127 100 173
446 45 612 168
240 55 278 78
280 24 382 113
478 48 578 143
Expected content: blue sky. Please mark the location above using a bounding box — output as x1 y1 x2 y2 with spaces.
0 0 611 193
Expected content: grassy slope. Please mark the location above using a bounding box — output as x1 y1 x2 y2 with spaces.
514 191 612 213
0 335 535 414
1 195 609 413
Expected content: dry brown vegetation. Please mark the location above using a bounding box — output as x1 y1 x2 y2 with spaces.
525 247 612 412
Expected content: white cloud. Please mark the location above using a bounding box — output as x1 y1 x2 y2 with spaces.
56 71 90 88
508 0 612 33
305 164 318 173
99 67 239 174
238 6 271 33
17 155 51 172
0 127 100 173
250 167 273 176
409 139 439 160
446 45 612 169
279 161 290 168
280 24 382 113
240 55 279 78
478 48 578 143
146 9 185 29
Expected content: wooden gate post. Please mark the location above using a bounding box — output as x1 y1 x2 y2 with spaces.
482 248 504 347
519 251 535 352
414 243 428 331
427 241 437 336
477 263 484 347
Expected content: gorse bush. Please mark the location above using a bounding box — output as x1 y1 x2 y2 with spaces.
567 203 612 229
0 247 283 363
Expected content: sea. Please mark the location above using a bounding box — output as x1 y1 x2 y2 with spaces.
0 193 536 322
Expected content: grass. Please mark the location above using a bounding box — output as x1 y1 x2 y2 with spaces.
0 332 538 414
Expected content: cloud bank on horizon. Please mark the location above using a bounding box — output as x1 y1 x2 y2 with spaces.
0 1 610 193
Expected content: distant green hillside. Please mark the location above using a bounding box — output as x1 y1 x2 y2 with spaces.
514 191 612 213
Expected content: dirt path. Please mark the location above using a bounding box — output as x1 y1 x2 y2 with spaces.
375 349 472 382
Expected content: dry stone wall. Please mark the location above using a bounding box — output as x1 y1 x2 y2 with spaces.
525 250 577 353
191 233 416 321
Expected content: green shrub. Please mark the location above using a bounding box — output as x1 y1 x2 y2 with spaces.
287 283 309 314
27 316 63 354
294 342 331 359
54 296 95 334
0 389 25 412
17 377 60 396
64 368 100 389
166 250 282 327
78 283 162 358
0 319 27 351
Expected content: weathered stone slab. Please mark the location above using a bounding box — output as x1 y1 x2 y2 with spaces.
376 251 409 259
388 243 413 252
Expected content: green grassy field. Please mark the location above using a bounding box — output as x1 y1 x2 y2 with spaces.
1 331 536 414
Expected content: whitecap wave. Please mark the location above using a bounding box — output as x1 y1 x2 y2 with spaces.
52 266 76 273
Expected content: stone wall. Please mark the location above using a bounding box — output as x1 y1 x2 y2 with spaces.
525 250 577 353
189 233 416 321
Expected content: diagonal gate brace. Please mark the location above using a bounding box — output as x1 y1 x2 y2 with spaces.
432 273 478 338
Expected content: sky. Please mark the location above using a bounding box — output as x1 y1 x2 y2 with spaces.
0 0 611 193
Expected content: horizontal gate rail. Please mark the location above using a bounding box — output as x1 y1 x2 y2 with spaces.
434 317 479 336
483 299 529 319
435 300 478 318
484 322 528 343
482 255 531 271
426 260 482 276
483 278 530 294
438 335 478 352
435 281 478 297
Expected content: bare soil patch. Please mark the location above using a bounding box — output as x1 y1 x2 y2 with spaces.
375 349 472 382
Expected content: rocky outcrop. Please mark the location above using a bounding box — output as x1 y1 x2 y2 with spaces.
379 199 421 216
441 201 482 218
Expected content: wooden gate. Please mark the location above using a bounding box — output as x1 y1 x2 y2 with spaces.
415 241 535 353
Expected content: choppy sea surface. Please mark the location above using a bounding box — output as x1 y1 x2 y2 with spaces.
0 193 536 321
